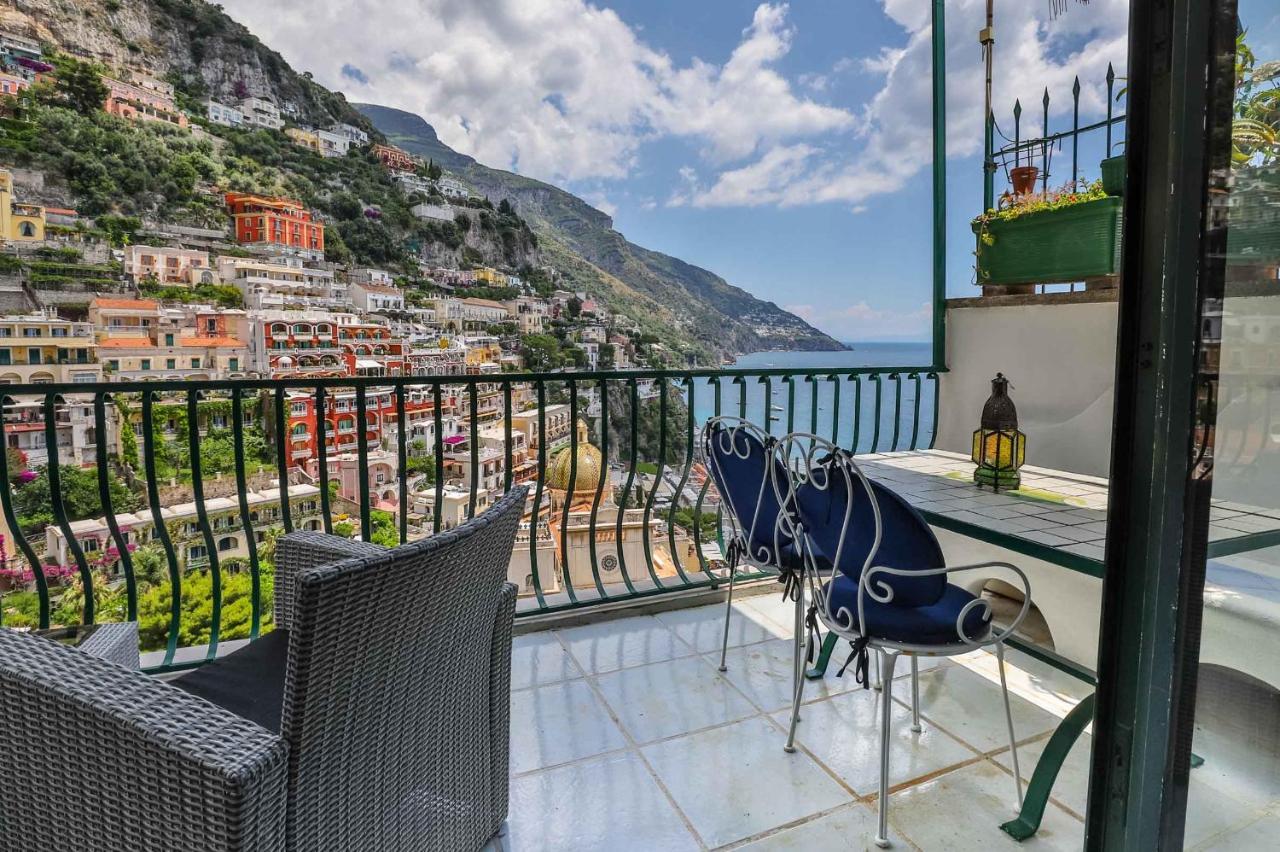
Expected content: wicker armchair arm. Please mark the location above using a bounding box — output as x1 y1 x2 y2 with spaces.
0 629 289 851
273 531 386 630
488 582 518 832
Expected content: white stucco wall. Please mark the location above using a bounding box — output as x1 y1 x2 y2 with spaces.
936 297 1119 478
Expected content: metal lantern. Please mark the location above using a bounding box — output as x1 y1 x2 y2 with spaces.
971 372 1026 491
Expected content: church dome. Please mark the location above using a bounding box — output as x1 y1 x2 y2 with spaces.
545 439 603 494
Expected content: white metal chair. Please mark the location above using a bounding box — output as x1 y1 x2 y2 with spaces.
700 417 809 703
771 433 1032 848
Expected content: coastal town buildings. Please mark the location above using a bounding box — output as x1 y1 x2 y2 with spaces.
225 192 325 255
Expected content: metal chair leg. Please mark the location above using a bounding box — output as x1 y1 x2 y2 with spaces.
872 649 883 691
996 643 1023 805
875 650 900 848
784 626 812 753
791 581 804 723
910 655 922 732
717 566 738 672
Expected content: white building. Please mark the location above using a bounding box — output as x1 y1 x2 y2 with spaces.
217 256 347 310
412 203 454 222
316 128 350 158
239 97 284 130
391 172 439 196
351 280 405 313
206 100 245 128
328 122 369 146
437 176 471 200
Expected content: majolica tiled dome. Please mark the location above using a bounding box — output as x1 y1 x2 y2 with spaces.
546 440 603 493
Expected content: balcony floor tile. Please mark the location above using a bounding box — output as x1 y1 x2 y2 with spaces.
653 597 790 654
770 686 979 795
641 716 854 848
711 637 863 714
511 632 581 691
510 679 628 773
733 802 906 850
888 760 1082 850
556 613 695 675
593 655 758 744
911 664 1063 754
508 751 700 852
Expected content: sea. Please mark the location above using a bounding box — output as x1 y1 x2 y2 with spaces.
686 341 936 453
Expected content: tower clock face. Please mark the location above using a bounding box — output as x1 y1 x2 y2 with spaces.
602 555 619 573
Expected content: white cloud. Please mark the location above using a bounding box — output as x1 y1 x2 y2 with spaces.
219 0 854 184
689 0 1130 208
785 301 932 341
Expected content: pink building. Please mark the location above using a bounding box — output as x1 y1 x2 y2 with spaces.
102 74 189 130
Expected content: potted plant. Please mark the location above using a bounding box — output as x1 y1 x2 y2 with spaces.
1010 165 1040 195
1101 149 1126 196
972 179 1123 288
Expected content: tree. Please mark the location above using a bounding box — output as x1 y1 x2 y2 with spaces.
52 57 109 116
566 296 583 319
520 333 563 371
498 198 515 216
137 571 271 652
12 464 139 536
368 509 399 548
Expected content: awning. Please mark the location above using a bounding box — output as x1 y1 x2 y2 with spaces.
356 359 382 369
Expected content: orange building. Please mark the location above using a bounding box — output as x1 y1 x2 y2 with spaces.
372 143 418 172
225 192 325 253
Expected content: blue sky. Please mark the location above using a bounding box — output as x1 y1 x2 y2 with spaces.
218 0 1213 344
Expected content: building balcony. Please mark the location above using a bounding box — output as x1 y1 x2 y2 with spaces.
5 359 1277 850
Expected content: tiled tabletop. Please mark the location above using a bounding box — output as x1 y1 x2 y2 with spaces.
854 450 1280 573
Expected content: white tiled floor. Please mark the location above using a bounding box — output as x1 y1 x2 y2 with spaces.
506 598 1277 850
507 598 1089 850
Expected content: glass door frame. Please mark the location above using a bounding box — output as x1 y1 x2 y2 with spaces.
1086 0 1239 847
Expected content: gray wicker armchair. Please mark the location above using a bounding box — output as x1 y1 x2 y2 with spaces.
0 485 526 852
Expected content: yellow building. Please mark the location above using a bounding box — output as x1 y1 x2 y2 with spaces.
0 169 45 242
474 266 504 285
0 312 100 384
285 127 322 154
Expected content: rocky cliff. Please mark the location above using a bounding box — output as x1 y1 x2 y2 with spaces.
357 105 844 355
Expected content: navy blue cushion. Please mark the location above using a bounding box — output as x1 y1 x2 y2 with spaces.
704 421 796 568
172 629 289 732
794 465 946 608
825 574 991 645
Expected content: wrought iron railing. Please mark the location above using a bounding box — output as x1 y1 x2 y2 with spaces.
0 366 940 671
985 63 1126 209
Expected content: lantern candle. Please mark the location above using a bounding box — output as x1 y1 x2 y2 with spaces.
971 372 1026 491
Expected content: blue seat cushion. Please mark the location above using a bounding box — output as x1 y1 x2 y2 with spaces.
825 574 991 645
796 471 946 608
704 421 795 568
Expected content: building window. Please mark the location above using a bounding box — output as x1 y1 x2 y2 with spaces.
166 358 176 370
26 348 40 365
18 222 34 237
217 536 237 552
229 357 239 371
140 359 151 370
164 333 174 346
191 358 201 369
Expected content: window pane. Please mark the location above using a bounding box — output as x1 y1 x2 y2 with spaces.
1184 1 1280 845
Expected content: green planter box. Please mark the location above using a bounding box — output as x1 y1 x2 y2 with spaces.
973 196 1123 287
1101 155 1126 196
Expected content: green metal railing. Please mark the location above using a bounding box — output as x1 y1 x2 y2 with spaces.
985 63 1126 209
0 366 940 671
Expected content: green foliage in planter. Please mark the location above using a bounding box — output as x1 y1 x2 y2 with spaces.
972 181 1122 286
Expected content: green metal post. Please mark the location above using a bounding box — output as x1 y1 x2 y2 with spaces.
931 0 947 368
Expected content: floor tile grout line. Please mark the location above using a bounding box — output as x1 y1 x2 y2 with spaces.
552 627 714 852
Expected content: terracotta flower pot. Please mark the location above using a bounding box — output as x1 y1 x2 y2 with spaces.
1010 165 1040 195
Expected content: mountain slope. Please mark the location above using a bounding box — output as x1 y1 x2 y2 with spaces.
357 104 844 355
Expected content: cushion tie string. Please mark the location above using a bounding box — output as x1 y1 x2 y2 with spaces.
837 635 871 688
804 603 823 665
